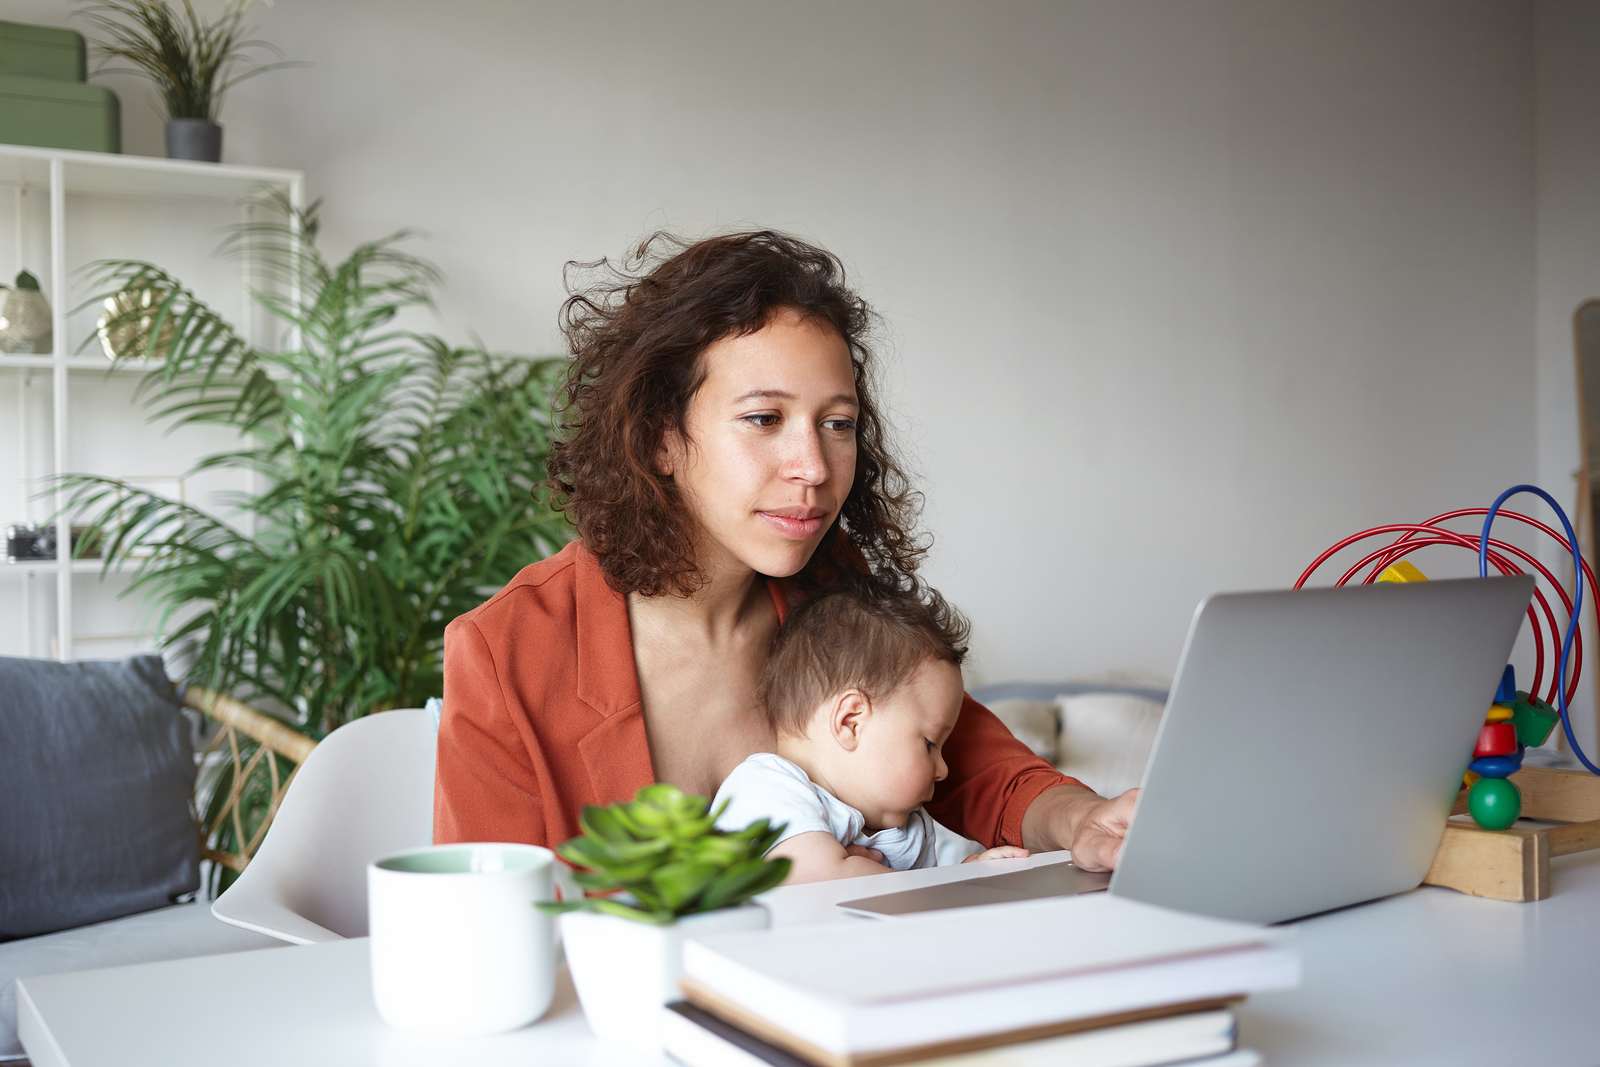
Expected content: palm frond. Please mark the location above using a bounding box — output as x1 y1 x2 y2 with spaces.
60 196 572 746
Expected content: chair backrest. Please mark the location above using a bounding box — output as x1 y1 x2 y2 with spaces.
183 687 319 874
211 708 436 944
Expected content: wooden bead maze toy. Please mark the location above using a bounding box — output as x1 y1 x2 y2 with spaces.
1298 485 1600 901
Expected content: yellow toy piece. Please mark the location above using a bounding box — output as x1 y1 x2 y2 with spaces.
1377 560 1428 584
1464 770 1481 788
1486 704 1513 723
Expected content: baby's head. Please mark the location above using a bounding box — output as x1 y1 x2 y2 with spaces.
762 584 971 831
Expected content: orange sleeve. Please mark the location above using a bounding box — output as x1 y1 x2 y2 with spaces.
926 693 1089 849
434 617 548 847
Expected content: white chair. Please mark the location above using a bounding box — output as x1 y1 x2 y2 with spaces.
211 708 436 944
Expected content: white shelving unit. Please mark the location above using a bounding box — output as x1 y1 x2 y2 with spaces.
0 144 303 661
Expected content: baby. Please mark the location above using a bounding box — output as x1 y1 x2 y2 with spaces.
712 583 1027 883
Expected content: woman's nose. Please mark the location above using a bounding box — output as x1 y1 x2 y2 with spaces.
782 426 827 484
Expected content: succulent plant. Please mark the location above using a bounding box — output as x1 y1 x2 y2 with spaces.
542 783 791 925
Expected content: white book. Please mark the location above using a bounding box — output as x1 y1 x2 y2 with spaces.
681 894 1298 1057
663 1002 1248 1067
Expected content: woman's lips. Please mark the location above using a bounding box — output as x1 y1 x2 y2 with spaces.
758 508 827 541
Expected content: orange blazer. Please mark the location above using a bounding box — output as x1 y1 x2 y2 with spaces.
434 541 1082 851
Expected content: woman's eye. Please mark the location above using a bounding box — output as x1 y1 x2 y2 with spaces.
823 418 856 433
743 413 780 428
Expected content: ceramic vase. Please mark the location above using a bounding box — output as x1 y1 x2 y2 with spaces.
97 286 176 362
560 903 769 1049
166 119 222 163
0 286 51 354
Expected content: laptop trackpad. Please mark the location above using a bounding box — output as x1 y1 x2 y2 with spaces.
837 863 1112 918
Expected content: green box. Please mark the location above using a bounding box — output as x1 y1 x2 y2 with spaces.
0 21 86 82
0 74 120 153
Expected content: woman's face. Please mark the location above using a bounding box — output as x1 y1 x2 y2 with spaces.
664 309 859 584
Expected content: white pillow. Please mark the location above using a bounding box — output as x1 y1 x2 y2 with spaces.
984 698 1059 762
1055 692 1163 799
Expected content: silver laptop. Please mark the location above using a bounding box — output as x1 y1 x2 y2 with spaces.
839 576 1534 923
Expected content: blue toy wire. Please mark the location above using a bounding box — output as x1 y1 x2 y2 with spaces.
1479 484 1600 776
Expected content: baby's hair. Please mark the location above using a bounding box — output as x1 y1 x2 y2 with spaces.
761 583 971 738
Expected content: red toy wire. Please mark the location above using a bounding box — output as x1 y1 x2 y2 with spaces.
1297 509 1591 708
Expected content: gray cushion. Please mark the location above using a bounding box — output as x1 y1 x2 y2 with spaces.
0 655 199 940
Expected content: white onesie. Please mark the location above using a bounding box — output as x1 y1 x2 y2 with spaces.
711 752 938 871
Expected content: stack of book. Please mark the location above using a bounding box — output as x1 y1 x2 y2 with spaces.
663 894 1297 1067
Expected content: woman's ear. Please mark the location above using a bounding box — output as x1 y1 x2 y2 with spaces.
656 422 685 477
829 689 871 752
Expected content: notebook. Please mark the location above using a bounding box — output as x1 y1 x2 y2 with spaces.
662 1001 1246 1067
679 893 1298 1061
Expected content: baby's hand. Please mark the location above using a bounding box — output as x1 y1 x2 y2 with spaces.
963 845 1030 864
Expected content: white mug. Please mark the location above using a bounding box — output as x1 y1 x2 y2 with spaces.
368 842 565 1035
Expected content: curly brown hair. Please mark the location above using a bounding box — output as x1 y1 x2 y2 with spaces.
761 582 971 738
547 230 927 597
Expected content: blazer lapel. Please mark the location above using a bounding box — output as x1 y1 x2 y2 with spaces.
573 546 654 803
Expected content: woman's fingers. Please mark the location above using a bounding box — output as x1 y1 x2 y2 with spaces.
1068 788 1140 872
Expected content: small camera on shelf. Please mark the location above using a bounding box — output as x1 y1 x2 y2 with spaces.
6 524 103 562
7 523 56 561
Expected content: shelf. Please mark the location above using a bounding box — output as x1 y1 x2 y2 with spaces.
0 142 298 660
0 354 151 374
0 143 301 202
2 558 133 575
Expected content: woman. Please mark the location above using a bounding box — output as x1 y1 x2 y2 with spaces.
434 231 1137 870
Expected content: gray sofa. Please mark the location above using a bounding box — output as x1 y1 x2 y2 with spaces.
0 655 281 1062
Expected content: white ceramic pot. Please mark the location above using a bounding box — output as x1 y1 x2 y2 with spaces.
561 904 769 1048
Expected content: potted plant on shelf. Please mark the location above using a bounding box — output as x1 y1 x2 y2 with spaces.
543 784 790 1048
78 0 297 162
63 193 571 890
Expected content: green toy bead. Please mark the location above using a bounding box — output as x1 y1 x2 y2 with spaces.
1468 776 1521 830
1510 691 1560 748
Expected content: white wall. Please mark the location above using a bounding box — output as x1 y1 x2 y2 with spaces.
1533 0 1600 755
3 1 1568 697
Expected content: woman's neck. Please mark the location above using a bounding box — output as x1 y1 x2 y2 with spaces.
629 556 767 644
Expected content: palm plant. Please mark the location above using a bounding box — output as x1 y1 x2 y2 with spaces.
78 0 295 122
63 195 570 883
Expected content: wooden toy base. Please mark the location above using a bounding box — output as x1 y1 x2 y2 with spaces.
1423 765 1600 902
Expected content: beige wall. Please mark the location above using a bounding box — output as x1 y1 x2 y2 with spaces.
7 2 1581 719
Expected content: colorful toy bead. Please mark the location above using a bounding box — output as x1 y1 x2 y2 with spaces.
1495 665 1517 706
1463 770 1481 788
1468 776 1521 830
1486 704 1513 723
1511 691 1560 748
1376 560 1428 584
1468 753 1522 779
1474 723 1518 759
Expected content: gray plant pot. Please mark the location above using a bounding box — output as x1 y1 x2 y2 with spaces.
165 119 222 163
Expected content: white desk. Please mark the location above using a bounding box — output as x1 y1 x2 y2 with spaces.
19 848 1600 1067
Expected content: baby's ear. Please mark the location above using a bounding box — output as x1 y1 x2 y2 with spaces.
829 689 871 751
